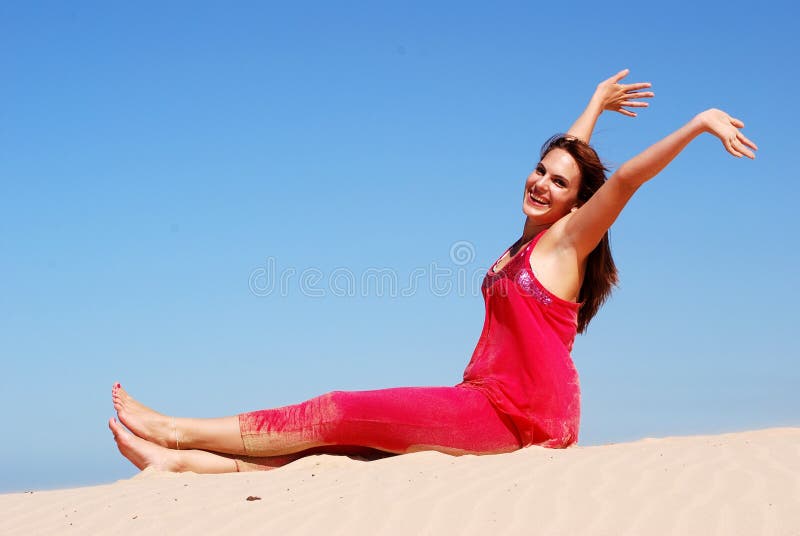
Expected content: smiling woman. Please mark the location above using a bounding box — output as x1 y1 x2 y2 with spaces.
522 134 615 331
109 69 757 474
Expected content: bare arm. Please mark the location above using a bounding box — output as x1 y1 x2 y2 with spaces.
563 109 758 259
567 69 654 143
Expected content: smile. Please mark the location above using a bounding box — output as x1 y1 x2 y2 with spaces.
528 189 549 206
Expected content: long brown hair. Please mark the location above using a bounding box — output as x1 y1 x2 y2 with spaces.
540 134 618 333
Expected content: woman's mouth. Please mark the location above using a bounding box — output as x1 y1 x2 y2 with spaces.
528 190 549 207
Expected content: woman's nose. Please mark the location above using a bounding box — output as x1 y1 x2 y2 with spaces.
535 174 549 190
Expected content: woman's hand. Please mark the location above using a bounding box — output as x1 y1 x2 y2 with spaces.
567 68 653 142
591 69 654 118
694 109 758 159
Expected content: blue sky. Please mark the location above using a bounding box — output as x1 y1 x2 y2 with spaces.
1 1 798 492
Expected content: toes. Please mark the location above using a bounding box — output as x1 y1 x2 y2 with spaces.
112 384 130 412
112 383 123 406
117 387 134 408
109 418 127 446
109 417 125 439
109 418 146 469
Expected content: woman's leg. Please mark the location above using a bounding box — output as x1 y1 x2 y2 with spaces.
109 418 237 473
238 386 521 457
113 383 521 458
109 418 393 474
113 384 248 455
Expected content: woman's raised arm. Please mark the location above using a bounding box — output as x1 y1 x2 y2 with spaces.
563 109 758 260
567 69 654 143
614 108 757 188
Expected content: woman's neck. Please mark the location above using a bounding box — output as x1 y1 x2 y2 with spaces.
521 219 551 243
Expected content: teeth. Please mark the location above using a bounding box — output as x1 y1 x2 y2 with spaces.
529 191 548 205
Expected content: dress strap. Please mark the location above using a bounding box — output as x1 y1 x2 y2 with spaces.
528 228 549 251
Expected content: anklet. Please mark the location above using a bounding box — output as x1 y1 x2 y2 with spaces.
172 417 180 450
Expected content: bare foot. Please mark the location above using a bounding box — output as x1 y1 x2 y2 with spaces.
112 383 175 448
109 418 181 471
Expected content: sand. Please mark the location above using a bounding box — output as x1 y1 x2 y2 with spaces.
2 427 798 535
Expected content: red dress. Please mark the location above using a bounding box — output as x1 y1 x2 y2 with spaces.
237 229 580 467
458 229 582 447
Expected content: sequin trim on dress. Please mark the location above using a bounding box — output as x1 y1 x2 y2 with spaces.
516 270 552 305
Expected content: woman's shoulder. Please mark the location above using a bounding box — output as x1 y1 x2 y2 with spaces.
530 215 583 303
536 214 576 255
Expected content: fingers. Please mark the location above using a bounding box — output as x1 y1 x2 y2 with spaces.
600 69 655 119
732 137 756 159
622 82 652 92
738 131 758 152
723 138 744 158
727 114 756 158
626 90 655 99
610 68 630 83
618 88 654 106
697 109 756 159
724 136 757 159
733 142 755 159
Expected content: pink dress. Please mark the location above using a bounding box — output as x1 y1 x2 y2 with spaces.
237 229 580 468
458 229 582 447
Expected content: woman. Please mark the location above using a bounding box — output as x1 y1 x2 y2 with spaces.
109 69 756 473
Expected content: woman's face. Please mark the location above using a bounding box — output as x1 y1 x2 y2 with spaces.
522 148 582 224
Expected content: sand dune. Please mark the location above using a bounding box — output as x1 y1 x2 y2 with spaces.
2 427 798 535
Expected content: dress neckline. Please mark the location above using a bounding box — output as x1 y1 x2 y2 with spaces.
488 230 583 308
490 231 544 275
